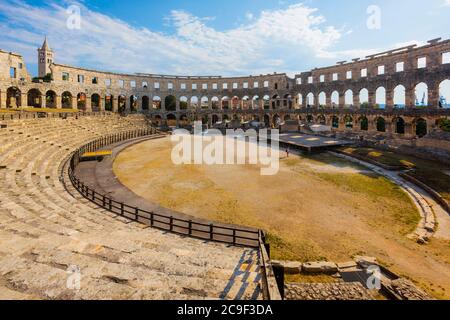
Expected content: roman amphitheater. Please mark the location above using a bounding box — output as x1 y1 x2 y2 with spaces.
0 37 449 300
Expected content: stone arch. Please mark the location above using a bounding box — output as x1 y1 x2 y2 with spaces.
104 94 113 111
190 96 199 109
317 114 326 125
91 93 101 112
344 89 353 107
252 95 260 109
376 117 386 132
77 93 87 111
359 88 369 106
222 96 230 109
359 116 368 131
332 116 339 128
129 95 138 112
201 96 209 109
394 85 406 108
153 115 162 126
273 114 281 127
165 95 176 111
62 91 73 109
376 87 386 109
263 114 270 126
306 92 314 106
415 82 428 106
394 117 405 134
179 114 189 126
142 96 150 110
212 114 219 124
318 92 326 106
272 94 281 109
152 96 161 110
414 118 428 137
231 96 240 109
179 96 188 110
344 115 353 129
284 94 293 108
6 87 21 108
211 96 219 110
118 95 126 112
263 95 270 109
166 113 177 127
27 89 42 108
296 93 303 108
331 91 339 107
45 90 57 108
242 96 250 109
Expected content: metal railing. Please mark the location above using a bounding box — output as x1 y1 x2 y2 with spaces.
67 128 261 248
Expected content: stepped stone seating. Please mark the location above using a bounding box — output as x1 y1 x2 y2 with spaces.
0 114 262 300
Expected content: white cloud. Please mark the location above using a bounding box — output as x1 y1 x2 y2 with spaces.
0 0 377 76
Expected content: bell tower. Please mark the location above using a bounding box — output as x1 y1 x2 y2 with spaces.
37 36 54 78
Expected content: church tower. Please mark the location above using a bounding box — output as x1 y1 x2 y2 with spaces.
37 36 54 78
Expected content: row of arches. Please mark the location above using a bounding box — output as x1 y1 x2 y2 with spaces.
300 80 450 108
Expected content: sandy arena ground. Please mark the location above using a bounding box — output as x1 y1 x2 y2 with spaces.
113 137 450 299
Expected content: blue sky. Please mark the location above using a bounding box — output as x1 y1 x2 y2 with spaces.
0 0 449 77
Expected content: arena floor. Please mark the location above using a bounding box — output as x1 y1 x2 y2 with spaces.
113 137 450 299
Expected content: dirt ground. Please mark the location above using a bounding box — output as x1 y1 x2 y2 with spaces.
113 137 450 299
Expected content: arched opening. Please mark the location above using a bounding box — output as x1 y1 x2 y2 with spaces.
45 90 57 108
153 115 162 126
415 118 428 137
104 95 113 111
179 114 189 127
359 116 368 131
152 96 161 110
331 91 339 107
317 114 326 125
393 85 406 108
222 96 229 110
344 115 353 129
376 117 386 132
359 88 369 107
166 114 177 127
77 93 86 111
142 96 150 110
332 116 339 128
27 89 42 108
165 95 176 111
201 96 209 109
212 114 219 124
190 96 199 110
272 95 280 109
232 96 240 109
318 92 326 106
415 82 428 107
129 95 138 112
306 93 314 107
376 87 386 109
62 91 73 109
6 87 21 108
242 96 250 109
212 97 219 110
263 95 270 110
439 79 450 108
91 94 100 112
345 89 353 107
202 115 209 125
394 117 405 134
284 94 293 108
252 95 260 109
306 115 314 123
179 96 188 110
118 95 126 113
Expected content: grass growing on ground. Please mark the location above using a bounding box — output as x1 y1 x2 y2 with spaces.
340 147 450 203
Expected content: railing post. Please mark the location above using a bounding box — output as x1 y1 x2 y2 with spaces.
233 229 236 246
108 198 112 211
210 224 214 241
120 203 124 216
170 216 173 232
150 212 154 227
135 207 139 221
188 220 192 236
102 195 106 207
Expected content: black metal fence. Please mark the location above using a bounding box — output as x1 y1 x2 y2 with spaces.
67 128 261 248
